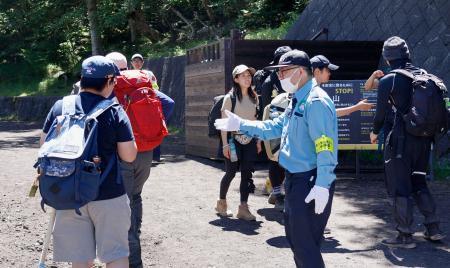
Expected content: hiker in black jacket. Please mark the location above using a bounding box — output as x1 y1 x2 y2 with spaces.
370 36 445 248
258 46 291 210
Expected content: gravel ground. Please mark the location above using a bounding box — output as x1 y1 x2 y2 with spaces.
0 121 449 268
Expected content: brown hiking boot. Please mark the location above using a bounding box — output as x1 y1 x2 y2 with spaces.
268 193 277 205
237 204 256 221
215 199 233 217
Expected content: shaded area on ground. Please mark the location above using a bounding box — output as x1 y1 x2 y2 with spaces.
1 121 449 268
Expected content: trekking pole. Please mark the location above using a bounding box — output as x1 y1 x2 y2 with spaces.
38 208 56 268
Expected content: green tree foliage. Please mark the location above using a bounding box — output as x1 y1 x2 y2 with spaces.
0 0 308 95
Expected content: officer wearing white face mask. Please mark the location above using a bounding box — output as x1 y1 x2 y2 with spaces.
215 50 338 268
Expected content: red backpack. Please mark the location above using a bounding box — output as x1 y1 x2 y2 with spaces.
115 70 168 152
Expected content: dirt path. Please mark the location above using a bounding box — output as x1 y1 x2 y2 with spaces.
0 121 449 268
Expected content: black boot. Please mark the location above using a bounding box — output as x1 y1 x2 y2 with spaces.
424 223 446 241
381 233 417 248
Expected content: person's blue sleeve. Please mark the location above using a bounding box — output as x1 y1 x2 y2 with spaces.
307 100 337 188
155 90 174 119
115 107 134 142
42 100 62 133
239 112 285 141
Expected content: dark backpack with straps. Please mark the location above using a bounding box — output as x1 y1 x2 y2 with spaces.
207 91 236 138
390 69 448 137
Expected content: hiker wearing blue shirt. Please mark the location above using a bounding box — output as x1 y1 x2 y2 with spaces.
215 50 338 268
40 56 137 267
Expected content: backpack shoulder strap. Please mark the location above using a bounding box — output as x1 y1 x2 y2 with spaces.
390 69 415 80
87 99 116 119
230 93 237 113
62 95 78 115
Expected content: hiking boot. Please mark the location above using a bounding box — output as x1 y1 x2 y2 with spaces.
215 199 233 217
274 194 285 212
237 204 256 221
381 234 416 249
424 224 446 241
268 193 277 205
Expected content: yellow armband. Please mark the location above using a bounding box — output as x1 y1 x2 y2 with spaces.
314 135 334 153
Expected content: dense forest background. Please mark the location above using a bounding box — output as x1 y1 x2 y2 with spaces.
0 0 308 96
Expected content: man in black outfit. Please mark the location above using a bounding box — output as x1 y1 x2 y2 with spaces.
257 46 291 210
370 36 445 248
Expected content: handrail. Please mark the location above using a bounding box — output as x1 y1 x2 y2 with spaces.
310 28 329 41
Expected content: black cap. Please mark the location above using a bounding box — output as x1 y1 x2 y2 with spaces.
270 46 292 64
382 36 410 61
265 49 311 70
310 55 339 71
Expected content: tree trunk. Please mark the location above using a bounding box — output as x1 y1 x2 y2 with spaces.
86 0 102 55
128 0 137 43
128 0 159 43
201 0 215 23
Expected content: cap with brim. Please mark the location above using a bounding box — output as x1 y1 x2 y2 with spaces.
269 46 292 64
81 56 120 78
310 55 339 71
265 49 311 71
232 64 256 77
131 53 144 60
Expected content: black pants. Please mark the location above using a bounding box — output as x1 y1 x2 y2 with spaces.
269 160 285 190
385 129 439 234
284 169 335 268
219 140 256 203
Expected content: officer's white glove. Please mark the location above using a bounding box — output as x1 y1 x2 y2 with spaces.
304 185 329 214
214 110 242 132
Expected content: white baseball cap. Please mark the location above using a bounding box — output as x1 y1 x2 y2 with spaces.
131 53 144 61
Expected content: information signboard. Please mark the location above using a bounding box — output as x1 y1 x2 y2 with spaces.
322 80 378 150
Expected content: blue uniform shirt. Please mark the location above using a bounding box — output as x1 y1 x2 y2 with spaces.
239 79 338 188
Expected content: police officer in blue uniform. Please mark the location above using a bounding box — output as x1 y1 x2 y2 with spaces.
215 50 338 268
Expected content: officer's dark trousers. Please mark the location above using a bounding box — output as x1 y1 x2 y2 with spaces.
284 169 335 268
384 129 439 235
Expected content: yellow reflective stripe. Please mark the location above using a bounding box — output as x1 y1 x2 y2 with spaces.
152 82 159 90
314 135 334 153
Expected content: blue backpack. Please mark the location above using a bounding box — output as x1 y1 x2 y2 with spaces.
36 95 118 214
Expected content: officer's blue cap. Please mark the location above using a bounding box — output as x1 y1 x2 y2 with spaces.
310 55 339 71
265 49 311 70
81 56 120 79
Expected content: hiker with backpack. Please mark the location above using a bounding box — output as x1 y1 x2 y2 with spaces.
106 52 173 268
370 36 446 248
130 53 167 165
215 64 262 221
257 46 291 211
38 55 137 267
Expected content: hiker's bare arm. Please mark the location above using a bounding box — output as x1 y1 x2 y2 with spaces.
336 99 374 117
117 141 137 162
364 70 384 90
40 131 47 146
